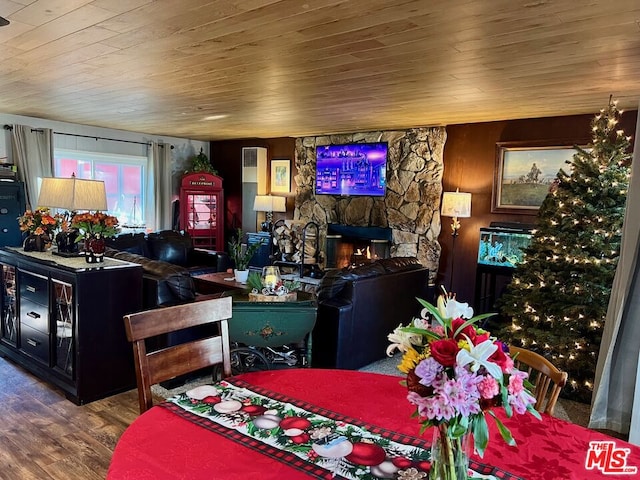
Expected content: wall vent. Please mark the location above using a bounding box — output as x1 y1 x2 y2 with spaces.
241 147 268 232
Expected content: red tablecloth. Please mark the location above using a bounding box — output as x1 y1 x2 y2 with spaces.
107 369 640 480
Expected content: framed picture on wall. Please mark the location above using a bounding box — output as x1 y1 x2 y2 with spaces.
271 159 290 193
492 140 587 214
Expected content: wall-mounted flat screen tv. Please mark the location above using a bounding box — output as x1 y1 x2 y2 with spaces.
315 142 388 196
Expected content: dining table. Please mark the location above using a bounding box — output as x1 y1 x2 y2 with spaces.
107 368 640 480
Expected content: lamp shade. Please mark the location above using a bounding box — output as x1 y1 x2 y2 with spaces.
271 196 286 213
253 195 286 213
441 191 472 218
38 177 108 211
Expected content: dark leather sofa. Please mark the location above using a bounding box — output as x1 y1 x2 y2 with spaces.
311 257 430 370
104 230 231 308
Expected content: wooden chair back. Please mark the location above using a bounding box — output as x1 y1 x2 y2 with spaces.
509 346 568 416
123 296 232 414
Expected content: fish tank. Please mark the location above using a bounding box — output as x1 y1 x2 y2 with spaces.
477 227 533 268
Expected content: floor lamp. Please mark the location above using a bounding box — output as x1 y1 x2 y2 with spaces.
441 189 472 292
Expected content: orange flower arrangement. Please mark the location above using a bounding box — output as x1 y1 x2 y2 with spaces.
70 211 120 240
17 207 61 238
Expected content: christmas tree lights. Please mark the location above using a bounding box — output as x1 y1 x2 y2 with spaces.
498 97 632 403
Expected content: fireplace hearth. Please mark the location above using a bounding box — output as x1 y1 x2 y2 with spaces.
326 224 392 268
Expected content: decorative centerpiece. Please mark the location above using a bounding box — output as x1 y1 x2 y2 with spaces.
18 207 61 252
70 211 119 263
246 266 300 302
387 292 541 480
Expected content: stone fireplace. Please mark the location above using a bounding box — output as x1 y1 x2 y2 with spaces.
292 127 446 283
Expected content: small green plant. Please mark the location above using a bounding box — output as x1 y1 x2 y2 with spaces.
186 148 218 175
228 228 264 271
246 272 264 291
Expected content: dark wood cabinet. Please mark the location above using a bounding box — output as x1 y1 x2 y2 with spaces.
0 248 143 404
474 264 514 314
19 269 50 366
1 263 18 347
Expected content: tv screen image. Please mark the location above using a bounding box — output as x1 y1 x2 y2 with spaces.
477 227 533 268
315 142 388 196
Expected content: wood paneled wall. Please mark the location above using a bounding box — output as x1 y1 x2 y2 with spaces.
440 111 638 304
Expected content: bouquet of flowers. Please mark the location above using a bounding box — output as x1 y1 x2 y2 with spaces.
17 207 61 238
70 211 120 240
388 293 540 478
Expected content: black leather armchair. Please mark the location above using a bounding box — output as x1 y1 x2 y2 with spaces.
311 257 430 370
104 230 231 308
105 249 196 308
146 230 231 275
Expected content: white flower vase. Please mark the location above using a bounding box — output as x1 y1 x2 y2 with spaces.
234 269 249 284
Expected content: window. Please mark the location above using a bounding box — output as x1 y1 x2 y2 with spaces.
54 149 147 229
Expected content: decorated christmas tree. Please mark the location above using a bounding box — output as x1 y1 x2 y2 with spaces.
498 97 632 403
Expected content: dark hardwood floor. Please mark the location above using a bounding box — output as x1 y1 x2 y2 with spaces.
0 356 139 480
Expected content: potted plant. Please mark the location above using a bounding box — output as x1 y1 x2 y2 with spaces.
185 148 218 175
228 228 264 283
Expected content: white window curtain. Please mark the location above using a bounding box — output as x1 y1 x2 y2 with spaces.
11 125 53 209
589 103 640 441
147 141 172 231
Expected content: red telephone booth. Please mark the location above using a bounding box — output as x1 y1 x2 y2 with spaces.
179 172 224 250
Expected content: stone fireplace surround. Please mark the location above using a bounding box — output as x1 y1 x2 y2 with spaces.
292 127 446 283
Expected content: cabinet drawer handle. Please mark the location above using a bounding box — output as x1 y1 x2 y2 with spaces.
26 338 39 347
27 311 41 319
26 286 37 293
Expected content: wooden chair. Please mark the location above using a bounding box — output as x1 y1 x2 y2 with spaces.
124 296 233 414
509 346 568 416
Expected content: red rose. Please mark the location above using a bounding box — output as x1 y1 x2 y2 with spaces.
450 318 477 342
488 341 513 373
429 339 459 367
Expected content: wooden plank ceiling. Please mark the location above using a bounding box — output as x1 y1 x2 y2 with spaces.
0 0 639 141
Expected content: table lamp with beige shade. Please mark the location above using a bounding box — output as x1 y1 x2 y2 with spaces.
253 194 286 232
37 175 108 256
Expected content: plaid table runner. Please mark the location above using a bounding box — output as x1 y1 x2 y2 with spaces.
161 378 522 480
